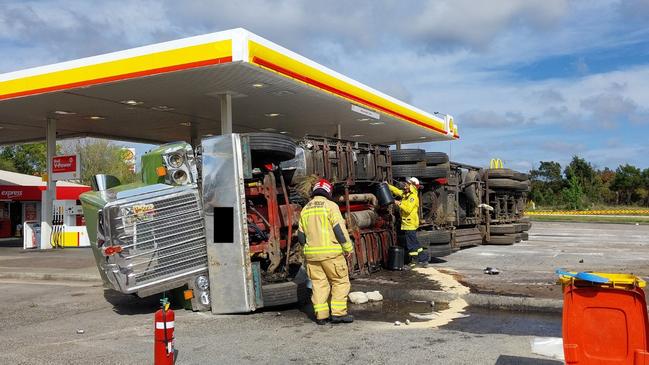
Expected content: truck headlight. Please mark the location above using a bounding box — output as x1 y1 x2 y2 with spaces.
171 169 188 185
195 275 209 290
168 153 184 168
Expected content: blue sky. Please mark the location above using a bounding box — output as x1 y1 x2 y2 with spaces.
1 0 648 172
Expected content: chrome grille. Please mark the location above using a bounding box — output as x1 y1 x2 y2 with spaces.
105 185 207 293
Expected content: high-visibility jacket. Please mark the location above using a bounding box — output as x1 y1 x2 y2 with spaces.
298 196 353 261
388 184 419 230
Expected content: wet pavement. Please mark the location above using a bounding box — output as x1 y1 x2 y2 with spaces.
348 299 450 323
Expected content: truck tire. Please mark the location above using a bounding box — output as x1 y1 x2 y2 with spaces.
486 168 514 179
489 224 516 234
417 230 451 246
521 232 529 241
514 223 525 233
487 178 519 190
391 149 425 164
514 233 522 243
513 171 529 181
392 164 449 179
261 281 307 307
428 243 452 258
518 180 531 192
463 170 480 207
247 133 297 163
484 234 516 245
424 152 449 165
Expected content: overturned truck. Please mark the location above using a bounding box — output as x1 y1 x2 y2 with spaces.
81 134 531 314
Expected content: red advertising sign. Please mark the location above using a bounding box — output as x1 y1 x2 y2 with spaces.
53 155 77 173
51 154 80 180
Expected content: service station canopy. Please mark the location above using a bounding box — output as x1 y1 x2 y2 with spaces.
0 28 458 146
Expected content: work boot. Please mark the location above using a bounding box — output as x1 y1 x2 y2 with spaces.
418 262 429 268
315 317 330 325
331 314 354 324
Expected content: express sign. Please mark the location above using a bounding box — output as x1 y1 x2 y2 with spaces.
52 154 80 180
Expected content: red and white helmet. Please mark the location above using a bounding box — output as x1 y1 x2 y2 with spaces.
407 177 420 187
312 178 333 197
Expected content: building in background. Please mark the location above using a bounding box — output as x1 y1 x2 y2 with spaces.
0 170 90 239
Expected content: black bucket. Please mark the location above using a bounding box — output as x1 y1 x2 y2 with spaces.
376 182 395 206
387 246 404 270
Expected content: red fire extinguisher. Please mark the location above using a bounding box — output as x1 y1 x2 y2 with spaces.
154 297 175 365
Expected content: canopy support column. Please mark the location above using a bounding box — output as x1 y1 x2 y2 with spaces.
336 124 342 139
40 117 56 249
395 141 402 150
219 94 233 135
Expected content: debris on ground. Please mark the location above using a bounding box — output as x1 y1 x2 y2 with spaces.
76 329 85 334
579 259 584 263
405 319 410 325
366 291 383 302
394 321 402 326
531 337 564 360
483 267 500 275
348 291 369 304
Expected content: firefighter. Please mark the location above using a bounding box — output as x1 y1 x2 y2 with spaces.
297 178 354 325
388 177 429 268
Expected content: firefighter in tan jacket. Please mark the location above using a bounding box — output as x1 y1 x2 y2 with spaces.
297 179 354 325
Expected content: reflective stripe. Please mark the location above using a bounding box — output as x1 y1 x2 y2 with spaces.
330 301 347 308
155 321 175 329
408 251 419 256
417 247 423 253
341 242 353 252
313 303 329 312
304 244 343 255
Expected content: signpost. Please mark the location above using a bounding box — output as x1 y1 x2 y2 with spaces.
51 154 80 181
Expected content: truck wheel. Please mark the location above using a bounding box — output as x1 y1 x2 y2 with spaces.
424 152 449 165
484 234 516 245
247 133 297 163
391 149 425 164
463 170 480 207
417 230 451 246
428 243 452 258
518 180 531 192
486 168 515 179
487 178 519 190
514 233 522 243
392 164 449 179
489 224 516 234
513 171 529 181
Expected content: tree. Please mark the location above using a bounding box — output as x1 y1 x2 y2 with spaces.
0 157 16 172
530 161 564 206
563 156 606 206
0 143 48 175
562 174 585 210
62 139 137 186
611 164 642 205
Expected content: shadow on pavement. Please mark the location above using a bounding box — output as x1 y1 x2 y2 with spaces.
104 289 160 315
495 355 562 365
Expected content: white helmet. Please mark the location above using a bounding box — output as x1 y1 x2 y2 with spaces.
407 177 420 186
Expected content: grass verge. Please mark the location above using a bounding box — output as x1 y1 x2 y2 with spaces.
530 215 649 224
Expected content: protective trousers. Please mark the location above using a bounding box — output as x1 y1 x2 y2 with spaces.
306 255 351 320
404 230 428 264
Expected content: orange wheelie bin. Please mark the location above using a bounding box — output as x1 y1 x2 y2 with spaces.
559 271 649 364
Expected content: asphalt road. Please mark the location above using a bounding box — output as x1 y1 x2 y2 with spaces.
434 221 649 299
0 279 560 365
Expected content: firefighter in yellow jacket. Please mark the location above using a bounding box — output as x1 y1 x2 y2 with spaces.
389 177 429 268
297 178 354 325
